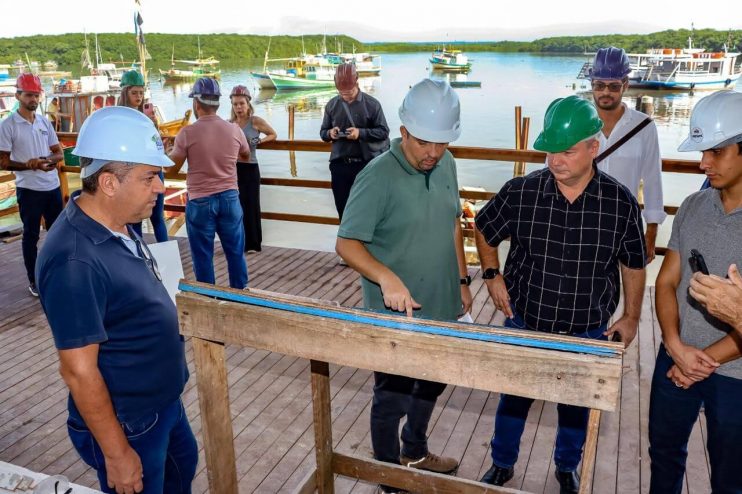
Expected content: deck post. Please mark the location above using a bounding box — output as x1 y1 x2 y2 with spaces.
192 337 238 494
579 408 602 494
310 359 334 493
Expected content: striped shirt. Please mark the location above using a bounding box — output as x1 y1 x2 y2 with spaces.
475 167 646 334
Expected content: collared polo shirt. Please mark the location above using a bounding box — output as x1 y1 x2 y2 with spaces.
0 111 60 191
36 192 188 422
597 104 667 225
475 168 646 334
668 188 742 379
338 137 462 322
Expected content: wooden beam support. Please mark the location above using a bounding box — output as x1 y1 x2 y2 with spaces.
332 453 522 493
191 337 238 494
311 360 334 493
578 408 602 494
177 287 623 411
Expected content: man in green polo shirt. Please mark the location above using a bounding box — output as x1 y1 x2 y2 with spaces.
336 79 472 493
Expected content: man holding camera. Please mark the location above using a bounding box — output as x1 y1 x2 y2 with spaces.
320 63 389 219
0 73 64 297
650 90 742 494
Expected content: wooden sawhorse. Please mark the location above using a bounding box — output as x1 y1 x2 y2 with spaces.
177 281 624 493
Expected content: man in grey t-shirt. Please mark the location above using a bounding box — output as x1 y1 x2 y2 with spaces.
650 90 742 494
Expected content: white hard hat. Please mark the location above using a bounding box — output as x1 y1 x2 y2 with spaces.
73 106 173 178
32 475 69 494
678 91 742 152
398 79 461 143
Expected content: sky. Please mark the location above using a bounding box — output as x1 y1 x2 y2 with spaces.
4 0 742 42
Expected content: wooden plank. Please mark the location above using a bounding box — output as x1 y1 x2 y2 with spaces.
294 468 318 494
191 338 238 494
177 289 623 411
311 360 334 493
579 409 601 494
332 452 523 493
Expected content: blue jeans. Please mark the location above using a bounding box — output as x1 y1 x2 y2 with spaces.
186 189 248 289
17 186 63 284
66 399 198 494
131 171 168 242
649 344 742 494
489 312 608 472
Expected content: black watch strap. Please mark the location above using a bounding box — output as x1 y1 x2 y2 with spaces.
460 275 471 286
482 267 500 280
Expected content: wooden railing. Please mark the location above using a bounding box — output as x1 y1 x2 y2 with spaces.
4 139 702 254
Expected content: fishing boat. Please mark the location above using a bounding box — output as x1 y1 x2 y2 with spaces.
577 37 741 91
253 55 337 91
43 61 58 71
338 52 381 76
430 47 472 72
159 57 221 82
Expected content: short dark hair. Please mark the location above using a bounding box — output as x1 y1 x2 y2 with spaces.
195 96 219 112
738 142 742 155
80 158 134 194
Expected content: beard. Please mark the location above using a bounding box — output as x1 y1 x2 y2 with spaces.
594 95 622 111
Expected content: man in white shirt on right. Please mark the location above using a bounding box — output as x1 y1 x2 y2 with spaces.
589 46 666 261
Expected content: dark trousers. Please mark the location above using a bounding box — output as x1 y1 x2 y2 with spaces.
489 312 607 472
649 344 742 494
17 186 63 284
131 171 168 243
329 159 368 220
370 371 447 466
237 162 262 252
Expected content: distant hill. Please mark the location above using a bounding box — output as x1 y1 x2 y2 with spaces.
0 33 364 66
1 29 740 66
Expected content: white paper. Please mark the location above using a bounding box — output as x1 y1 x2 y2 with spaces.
147 240 184 304
458 313 474 323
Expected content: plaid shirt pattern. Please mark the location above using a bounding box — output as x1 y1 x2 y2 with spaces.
475 168 646 334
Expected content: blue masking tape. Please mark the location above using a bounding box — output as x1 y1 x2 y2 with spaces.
178 282 621 358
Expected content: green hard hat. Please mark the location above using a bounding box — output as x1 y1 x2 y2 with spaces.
533 96 603 153
121 70 145 87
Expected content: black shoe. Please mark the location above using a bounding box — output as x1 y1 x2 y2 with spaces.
480 464 514 486
554 470 580 494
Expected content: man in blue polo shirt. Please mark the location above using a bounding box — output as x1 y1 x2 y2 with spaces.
36 107 196 494
0 74 64 297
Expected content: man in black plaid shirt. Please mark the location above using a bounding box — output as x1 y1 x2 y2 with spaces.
475 96 647 493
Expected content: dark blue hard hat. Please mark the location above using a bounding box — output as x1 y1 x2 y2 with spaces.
189 77 221 98
589 47 631 80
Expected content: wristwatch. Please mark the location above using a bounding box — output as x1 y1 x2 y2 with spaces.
481 267 500 280
460 275 472 286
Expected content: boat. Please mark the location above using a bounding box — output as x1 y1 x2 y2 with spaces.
253 55 338 91
577 37 741 91
337 52 382 77
159 57 221 82
430 47 472 72
43 61 58 71
159 39 221 82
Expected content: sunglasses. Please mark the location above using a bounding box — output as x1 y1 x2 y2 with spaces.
132 235 163 281
591 81 624 92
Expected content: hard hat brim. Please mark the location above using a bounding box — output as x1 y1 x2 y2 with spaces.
404 122 461 144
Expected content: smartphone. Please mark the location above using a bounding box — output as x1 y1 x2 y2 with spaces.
335 130 348 138
143 102 154 117
689 249 709 275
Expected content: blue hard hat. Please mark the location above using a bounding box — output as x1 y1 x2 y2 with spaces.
189 77 221 98
589 47 631 80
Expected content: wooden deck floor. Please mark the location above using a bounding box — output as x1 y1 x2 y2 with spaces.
0 235 711 493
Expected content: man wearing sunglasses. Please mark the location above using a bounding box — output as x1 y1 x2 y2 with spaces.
36 107 197 494
650 90 742 494
589 46 666 263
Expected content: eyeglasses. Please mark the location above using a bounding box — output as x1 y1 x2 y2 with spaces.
591 81 624 92
132 235 163 282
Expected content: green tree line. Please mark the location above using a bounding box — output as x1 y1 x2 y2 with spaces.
2 29 741 66
369 29 742 53
0 33 364 66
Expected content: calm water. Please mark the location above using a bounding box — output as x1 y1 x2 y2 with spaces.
25 52 739 250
